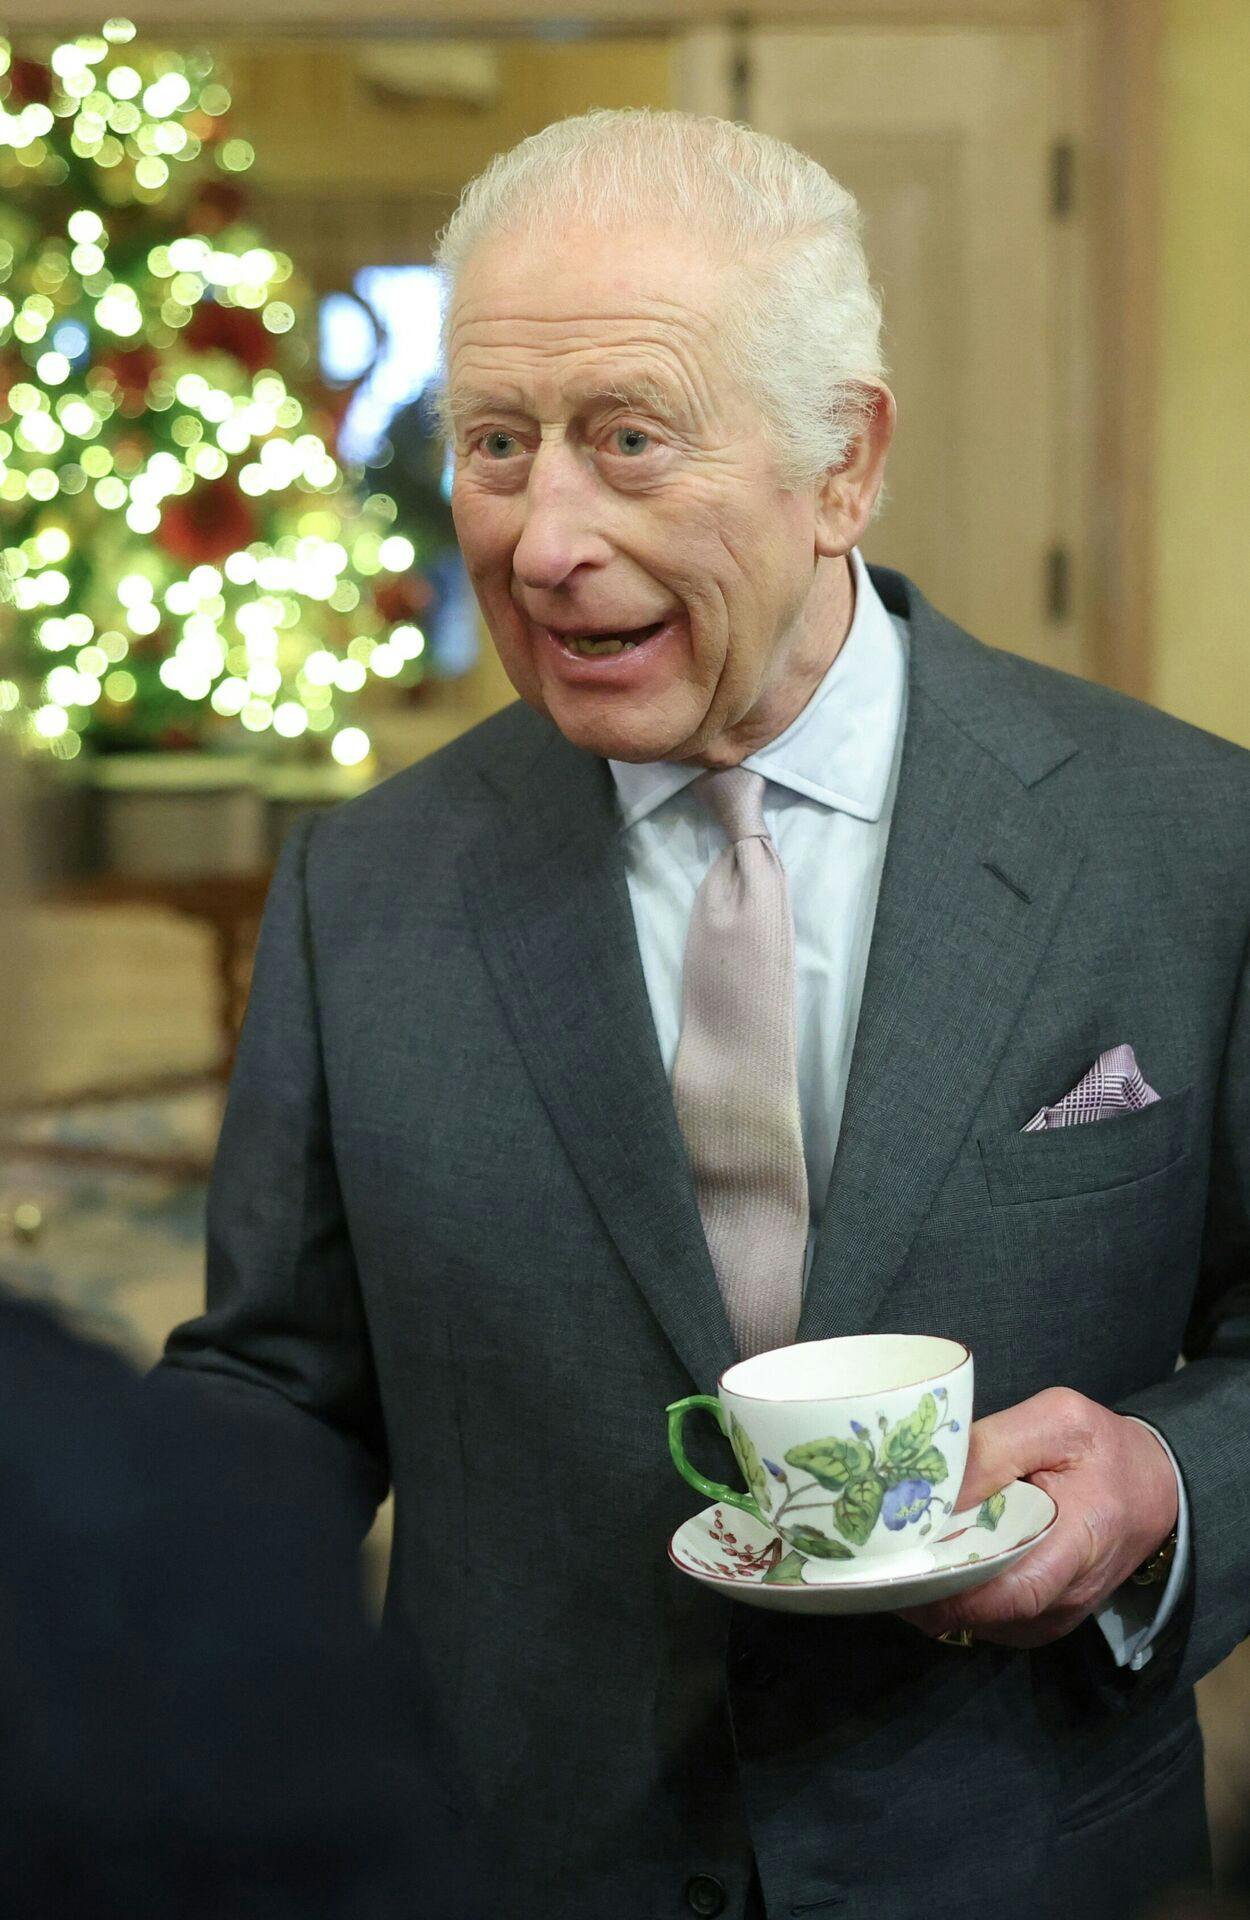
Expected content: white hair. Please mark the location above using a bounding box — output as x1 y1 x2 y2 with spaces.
434 108 886 487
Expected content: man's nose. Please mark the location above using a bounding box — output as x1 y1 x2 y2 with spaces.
512 443 611 592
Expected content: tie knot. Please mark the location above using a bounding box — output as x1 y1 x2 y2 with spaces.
697 766 767 844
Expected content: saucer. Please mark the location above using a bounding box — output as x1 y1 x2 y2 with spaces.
668 1478 1057 1614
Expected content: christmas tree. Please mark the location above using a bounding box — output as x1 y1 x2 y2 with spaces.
0 18 431 772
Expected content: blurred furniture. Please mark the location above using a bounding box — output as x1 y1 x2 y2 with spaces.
1 871 271 1179
90 756 269 883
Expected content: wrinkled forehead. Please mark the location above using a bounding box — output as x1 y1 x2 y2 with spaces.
445 219 746 419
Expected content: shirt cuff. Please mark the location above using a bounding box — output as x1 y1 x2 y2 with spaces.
1093 1417 1190 1672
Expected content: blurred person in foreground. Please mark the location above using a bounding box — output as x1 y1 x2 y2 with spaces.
0 1300 470 1918
0 731 472 1914
160 112 1250 1919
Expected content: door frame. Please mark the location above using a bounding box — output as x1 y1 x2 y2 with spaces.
1086 0 1162 701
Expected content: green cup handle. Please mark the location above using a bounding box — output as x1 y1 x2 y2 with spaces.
666 1394 764 1520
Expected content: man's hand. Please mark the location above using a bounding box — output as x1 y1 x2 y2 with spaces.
898 1387 1179 1649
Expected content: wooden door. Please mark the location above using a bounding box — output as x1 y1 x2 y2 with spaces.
679 24 1092 677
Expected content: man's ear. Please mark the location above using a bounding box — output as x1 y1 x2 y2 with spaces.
814 382 896 558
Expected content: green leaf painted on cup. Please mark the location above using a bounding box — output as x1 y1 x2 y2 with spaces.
977 1491 1007 1531
883 1392 938 1469
762 1549 811 1584
907 1444 950 1486
730 1415 769 1508
786 1526 855 1561
834 1471 885 1545
783 1434 874 1491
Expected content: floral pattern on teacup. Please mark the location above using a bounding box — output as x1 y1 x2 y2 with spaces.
682 1493 1008 1590
936 1490 1008 1549
731 1388 964 1560
683 1507 785 1583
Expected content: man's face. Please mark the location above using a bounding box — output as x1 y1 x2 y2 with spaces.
446 222 827 764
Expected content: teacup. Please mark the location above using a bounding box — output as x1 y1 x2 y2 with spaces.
667 1334 972 1567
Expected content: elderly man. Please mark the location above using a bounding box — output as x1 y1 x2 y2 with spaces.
163 112 1250 1920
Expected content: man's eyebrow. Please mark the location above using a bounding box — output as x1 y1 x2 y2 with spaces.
445 377 687 428
572 378 687 424
444 385 521 427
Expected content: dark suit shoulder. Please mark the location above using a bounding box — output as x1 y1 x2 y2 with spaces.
873 564 1250 814
978 637 1249 786
313 699 548 858
971 645 1250 881
294 702 561 932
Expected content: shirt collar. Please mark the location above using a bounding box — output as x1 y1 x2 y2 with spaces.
609 547 907 829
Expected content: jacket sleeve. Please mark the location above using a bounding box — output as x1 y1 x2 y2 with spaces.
157 812 389 1540
1117 924 1250 1691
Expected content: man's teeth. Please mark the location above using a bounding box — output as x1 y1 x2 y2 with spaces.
568 635 635 655
560 623 663 656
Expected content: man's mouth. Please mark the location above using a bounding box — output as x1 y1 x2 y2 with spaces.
547 620 668 657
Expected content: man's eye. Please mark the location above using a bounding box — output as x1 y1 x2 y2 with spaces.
609 427 653 457
479 431 520 459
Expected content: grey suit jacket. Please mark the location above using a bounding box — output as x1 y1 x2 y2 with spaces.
162 568 1250 1920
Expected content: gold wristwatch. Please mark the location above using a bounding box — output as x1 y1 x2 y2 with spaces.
1130 1527 1178 1587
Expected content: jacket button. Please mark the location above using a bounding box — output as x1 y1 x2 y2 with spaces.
685 1873 728 1915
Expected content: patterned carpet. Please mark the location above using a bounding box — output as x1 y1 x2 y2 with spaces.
0 1091 215 1365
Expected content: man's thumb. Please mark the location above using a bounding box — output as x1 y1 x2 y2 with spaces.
951 1393 1067 1510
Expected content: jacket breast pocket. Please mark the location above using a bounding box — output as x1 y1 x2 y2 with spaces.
975 1084 1201 1400
977 1084 1193 1207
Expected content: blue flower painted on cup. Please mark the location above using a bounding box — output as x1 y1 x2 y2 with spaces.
775 1389 963 1554
882 1478 934 1531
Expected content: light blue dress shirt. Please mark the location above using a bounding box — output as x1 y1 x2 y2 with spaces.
609 548 1187 1670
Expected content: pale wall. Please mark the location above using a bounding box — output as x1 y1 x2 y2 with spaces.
227 37 673 202
1153 0 1250 749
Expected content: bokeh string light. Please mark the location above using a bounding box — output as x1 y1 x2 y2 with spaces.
0 19 430 769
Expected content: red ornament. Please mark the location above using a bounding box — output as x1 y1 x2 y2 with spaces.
157 477 257 565
184 110 223 145
185 301 271 375
0 351 25 412
189 181 247 234
373 572 431 624
113 433 151 475
104 346 160 403
6 58 53 107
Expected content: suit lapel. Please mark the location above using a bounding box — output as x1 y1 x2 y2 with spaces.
459 728 736 1393
459 573 1086 1376
799 576 1087 1340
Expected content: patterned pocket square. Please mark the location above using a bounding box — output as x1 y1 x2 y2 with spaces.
1023 1043 1160 1133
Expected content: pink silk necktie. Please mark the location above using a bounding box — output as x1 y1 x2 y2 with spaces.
671 767 808 1358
